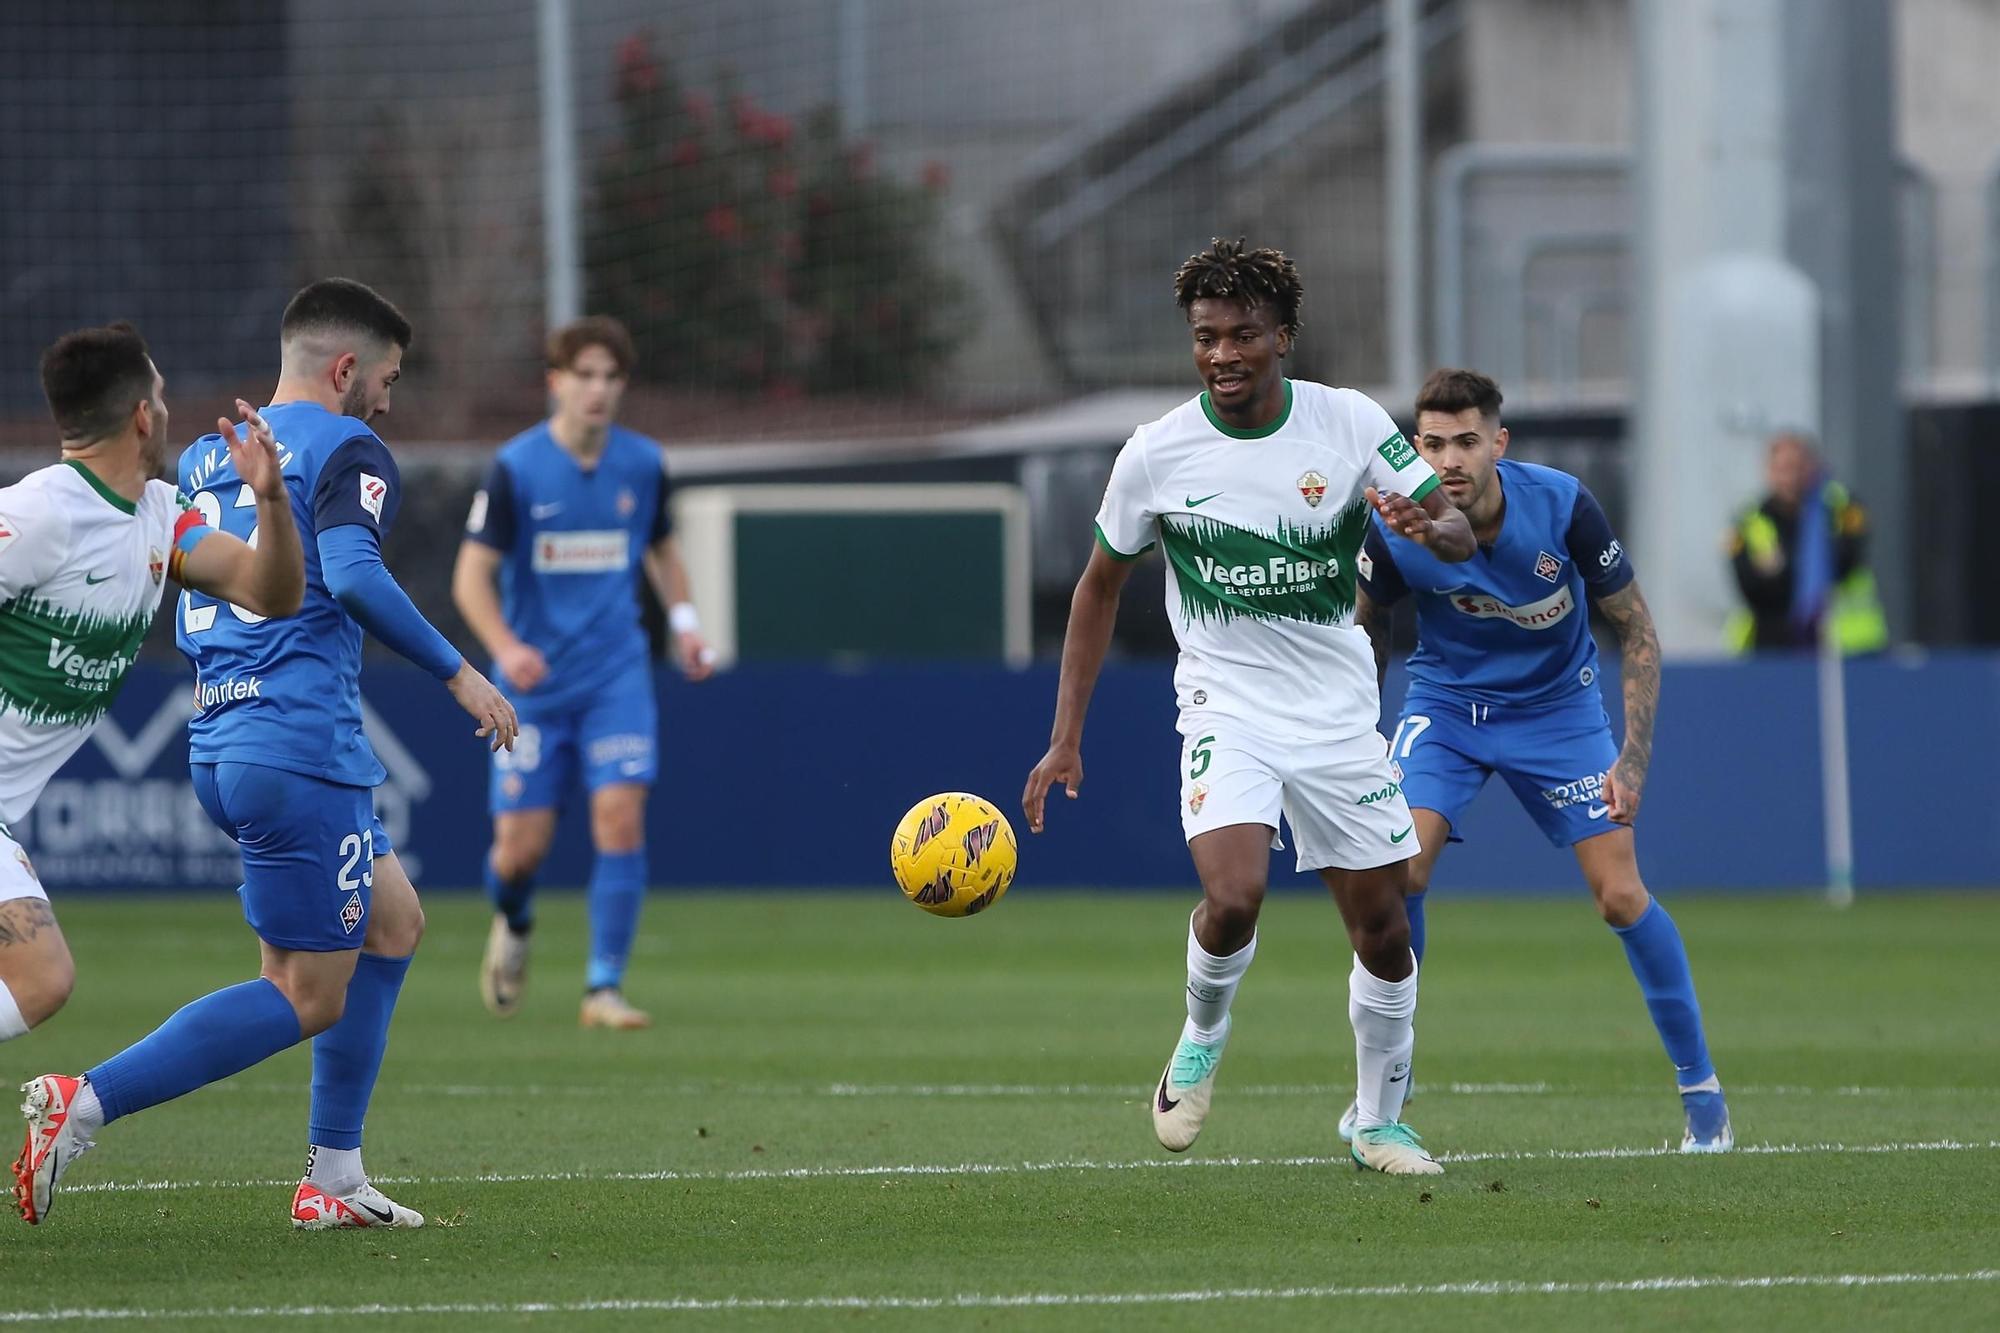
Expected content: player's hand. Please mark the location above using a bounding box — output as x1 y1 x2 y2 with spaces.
221 400 285 502
675 630 717 682
447 660 519 752
1022 743 1083 834
1366 487 1434 542
1603 754 1645 825
495 641 548 693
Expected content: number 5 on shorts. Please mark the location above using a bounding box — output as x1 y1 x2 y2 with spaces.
1189 734 1216 781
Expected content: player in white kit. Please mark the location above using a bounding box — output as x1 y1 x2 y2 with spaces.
0 323 302 1047
1023 240 1475 1175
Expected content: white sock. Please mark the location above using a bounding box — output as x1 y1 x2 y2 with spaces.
1349 952 1419 1129
306 1144 364 1195
1182 915 1256 1045
0 980 26 1042
71 1079 104 1137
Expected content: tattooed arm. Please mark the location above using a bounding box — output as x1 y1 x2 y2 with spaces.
1595 579 1660 825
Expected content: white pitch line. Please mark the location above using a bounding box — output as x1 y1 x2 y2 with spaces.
59 1137 2000 1198
0 1269 1994 1323
215 1079 1996 1100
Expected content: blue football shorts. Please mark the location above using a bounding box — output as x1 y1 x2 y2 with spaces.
192 761 390 952
490 661 659 815
1388 688 1622 847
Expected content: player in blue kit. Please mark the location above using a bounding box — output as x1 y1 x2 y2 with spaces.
14 280 518 1228
453 316 712 1030
1347 368 1731 1152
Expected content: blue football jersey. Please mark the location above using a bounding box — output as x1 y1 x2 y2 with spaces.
176 401 403 786
463 423 670 709
1359 459 1633 708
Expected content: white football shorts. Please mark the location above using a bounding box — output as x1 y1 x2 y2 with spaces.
1177 719 1419 872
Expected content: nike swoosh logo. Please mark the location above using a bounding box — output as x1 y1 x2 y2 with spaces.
530 503 564 519
1390 825 1412 843
1388 1072 1409 1083
1184 492 1223 508
84 572 113 585
356 1200 395 1224
1156 1073 1180 1113
1587 804 1610 819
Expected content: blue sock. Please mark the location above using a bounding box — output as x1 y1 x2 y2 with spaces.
586 848 647 991
308 953 412 1150
86 978 302 1125
486 861 536 934
1612 898 1716 1088
1405 890 1428 968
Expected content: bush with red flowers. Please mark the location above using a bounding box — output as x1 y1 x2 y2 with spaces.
589 30 972 395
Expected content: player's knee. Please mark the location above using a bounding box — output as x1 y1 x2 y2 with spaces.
490 841 546 883
269 974 347 1036
369 903 425 958
591 805 645 854
1591 878 1649 927
13 957 75 1027
1200 883 1264 944
294 988 347 1037
1344 891 1413 969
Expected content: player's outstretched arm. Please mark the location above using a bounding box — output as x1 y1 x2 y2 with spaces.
176 402 306 618
1596 579 1661 825
1023 546 1136 834
452 539 547 693
320 524 518 752
1366 486 1475 562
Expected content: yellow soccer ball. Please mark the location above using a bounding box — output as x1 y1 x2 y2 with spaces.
890 792 1017 917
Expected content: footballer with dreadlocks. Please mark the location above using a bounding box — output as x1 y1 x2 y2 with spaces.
1024 238 1473 1176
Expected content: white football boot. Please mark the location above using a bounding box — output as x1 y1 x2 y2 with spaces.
292 1179 426 1230
480 914 530 1018
1350 1122 1444 1176
14 1075 95 1225
1151 1017 1229 1152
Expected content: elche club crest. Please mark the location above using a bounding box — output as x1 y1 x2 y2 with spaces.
148 546 165 586
1297 470 1327 508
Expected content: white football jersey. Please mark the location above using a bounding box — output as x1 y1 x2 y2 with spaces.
0 462 202 826
1094 379 1437 741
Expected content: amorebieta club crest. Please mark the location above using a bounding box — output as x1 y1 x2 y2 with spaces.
1534 550 1564 583
1296 470 1328 508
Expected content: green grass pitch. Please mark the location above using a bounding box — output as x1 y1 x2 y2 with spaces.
4 889 1997 1330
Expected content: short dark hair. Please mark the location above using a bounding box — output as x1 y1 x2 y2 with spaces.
1415 367 1503 422
281 277 413 350
547 316 636 375
40 321 155 442
1173 238 1304 338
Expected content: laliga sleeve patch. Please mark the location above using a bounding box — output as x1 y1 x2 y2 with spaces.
0 512 16 556
359 473 388 523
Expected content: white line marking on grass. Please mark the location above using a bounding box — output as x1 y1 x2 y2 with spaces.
61 1137 2000 1197
218 1079 1996 1101
1 1269 1993 1322
826 1081 1556 1097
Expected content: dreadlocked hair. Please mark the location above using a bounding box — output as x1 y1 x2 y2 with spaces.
1173 238 1303 339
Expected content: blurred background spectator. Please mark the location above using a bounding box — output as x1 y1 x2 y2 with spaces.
1726 432 1887 654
